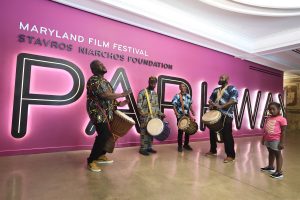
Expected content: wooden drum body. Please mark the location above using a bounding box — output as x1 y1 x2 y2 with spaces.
104 110 136 153
110 110 136 137
202 110 224 143
178 116 198 135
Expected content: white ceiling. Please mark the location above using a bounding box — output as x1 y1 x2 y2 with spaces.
53 0 300 76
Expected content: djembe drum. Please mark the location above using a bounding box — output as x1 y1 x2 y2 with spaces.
104 110 135 153
178 116 198 135
202 110 225 143
146 118 171 141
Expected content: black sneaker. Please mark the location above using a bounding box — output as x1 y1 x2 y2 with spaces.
270 171 283 179
178 146 183 152
139 149 150 156
183 144 193 151
260 166 275 173
147 148 157 154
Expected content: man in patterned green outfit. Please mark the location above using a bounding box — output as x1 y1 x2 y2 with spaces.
137 76 165 156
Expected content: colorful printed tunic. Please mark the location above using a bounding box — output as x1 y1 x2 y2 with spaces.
86 75 118 123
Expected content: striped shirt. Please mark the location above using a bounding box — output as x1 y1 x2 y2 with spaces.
209 85 238 118
172 93 192 119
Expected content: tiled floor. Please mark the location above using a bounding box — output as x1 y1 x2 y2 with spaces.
1 132 300 200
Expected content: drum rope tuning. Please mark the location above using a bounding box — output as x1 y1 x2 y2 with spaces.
177 93 198 135
104 110 136 153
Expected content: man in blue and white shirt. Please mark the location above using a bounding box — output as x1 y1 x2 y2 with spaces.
206 75 238 163
172 83 195 152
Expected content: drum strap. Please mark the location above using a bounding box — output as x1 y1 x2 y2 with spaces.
144 89 154 118
216 85 228 103
179 93 186 115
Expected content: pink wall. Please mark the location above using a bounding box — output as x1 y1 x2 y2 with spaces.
0 0 283 156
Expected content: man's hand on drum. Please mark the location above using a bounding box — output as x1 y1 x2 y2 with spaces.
191 110 195 116
209 101 223 110
208 100 215 109
118 100 129 107
121 90 132 97
214 104 224 109
188 110 196 121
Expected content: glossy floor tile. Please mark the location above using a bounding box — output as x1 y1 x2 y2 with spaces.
1 132 300 200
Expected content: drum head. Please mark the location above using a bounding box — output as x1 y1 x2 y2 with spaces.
147 118 164 136
178 117 190 130
202 110 221 122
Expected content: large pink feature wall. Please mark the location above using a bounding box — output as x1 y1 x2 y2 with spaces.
0 0 283 156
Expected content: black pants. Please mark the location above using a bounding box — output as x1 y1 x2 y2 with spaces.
177 118 190 147
178 129 190 147
209 116 235 158
87 122 112 164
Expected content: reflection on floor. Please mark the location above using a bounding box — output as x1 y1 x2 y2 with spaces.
1 133 300 200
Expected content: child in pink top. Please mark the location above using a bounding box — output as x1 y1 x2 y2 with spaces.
261 102 287 179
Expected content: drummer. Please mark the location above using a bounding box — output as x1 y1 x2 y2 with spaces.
172 83 195 152
86 60 131 172
137 76 165 156
206 75 238 163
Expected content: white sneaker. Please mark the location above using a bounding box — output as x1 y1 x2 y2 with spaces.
88 162 102 172
95 155 114 164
